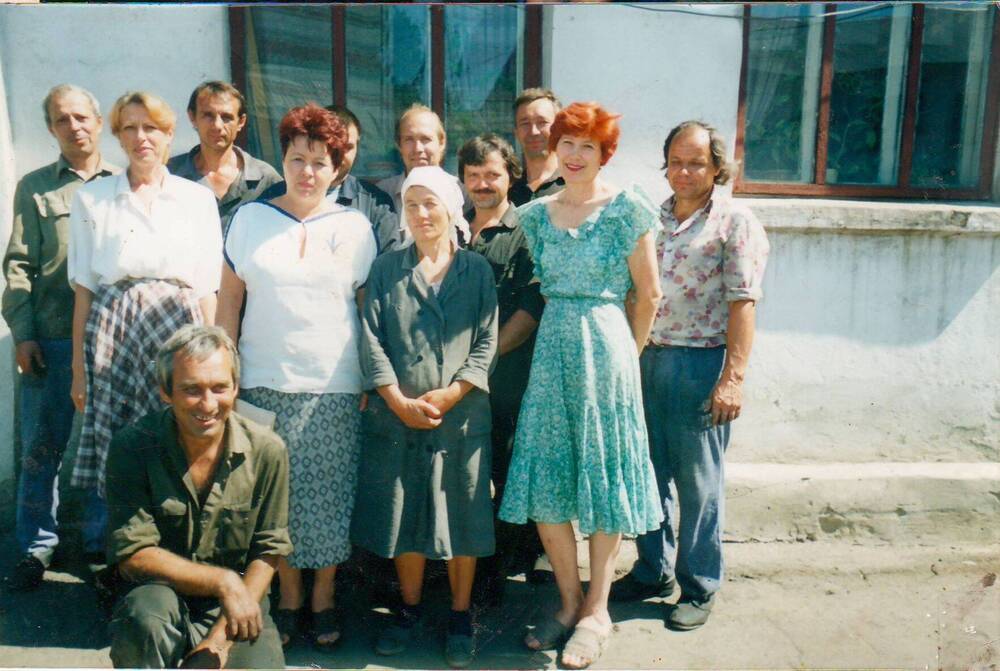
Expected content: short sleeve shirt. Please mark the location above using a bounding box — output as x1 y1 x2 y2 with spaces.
104 409 292 571
225 201 377 393
649 191 770 348
67 171 223 298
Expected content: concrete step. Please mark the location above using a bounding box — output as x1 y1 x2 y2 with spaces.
725 462 1000 544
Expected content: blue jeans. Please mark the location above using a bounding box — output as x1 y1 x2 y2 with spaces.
633 345 730 600
15 338 107 564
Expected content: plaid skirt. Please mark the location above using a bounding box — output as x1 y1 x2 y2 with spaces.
70 278 203 492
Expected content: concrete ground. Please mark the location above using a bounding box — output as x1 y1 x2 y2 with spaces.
1 535 997 670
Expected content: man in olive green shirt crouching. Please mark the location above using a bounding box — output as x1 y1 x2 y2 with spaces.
105 325 291 669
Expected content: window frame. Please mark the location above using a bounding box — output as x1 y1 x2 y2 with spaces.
734 3 1000 200
227 5 543 155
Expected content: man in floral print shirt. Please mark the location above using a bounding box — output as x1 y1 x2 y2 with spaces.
611 121 769 631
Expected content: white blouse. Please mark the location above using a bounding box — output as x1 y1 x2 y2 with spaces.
67 171 222 298
225 201 378 394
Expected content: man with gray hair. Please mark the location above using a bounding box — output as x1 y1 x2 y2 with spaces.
610 121 769 632
105 325 291 668
2 84 120 590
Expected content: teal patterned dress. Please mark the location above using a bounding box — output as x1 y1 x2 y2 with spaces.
499 186 665 536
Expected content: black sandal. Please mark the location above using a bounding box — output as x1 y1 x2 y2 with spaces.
311 608 342 648
274 608 302 648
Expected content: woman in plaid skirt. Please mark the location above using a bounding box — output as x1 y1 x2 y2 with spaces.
66 91 223 564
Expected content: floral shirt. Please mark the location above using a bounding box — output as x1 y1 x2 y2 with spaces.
649 190 769 348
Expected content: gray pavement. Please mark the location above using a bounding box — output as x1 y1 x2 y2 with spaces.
1 535 997 670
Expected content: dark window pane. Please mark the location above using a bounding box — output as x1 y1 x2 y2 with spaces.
243 7 333 170
911 5 993 189
345 5 430 180
442 5 522 175
826 5 910 186
744 5 823 183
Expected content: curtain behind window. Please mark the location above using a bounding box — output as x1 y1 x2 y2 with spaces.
243 7 333 171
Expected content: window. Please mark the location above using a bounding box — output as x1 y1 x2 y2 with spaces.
229 4 541 179
735 3 1000 199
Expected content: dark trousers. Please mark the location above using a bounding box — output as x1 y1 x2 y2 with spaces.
487 388 543 576
109 583 284 669
16 338 107 563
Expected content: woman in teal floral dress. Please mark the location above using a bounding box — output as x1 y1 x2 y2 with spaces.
499 102 664 669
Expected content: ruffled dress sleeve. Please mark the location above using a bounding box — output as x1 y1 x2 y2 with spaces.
608 185 663 260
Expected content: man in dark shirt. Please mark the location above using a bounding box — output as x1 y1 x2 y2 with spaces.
508 88 565 207
257 104 398 253
459 134 545 603
105 325 291 668
167 81 281 232
2 84 119 590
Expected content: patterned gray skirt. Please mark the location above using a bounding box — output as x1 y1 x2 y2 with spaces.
71 278 202 493
239 387 361 568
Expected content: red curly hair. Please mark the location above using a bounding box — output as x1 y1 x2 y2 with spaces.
548 102 621 166
279 103 348 168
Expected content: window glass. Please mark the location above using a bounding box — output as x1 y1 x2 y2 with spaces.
744 5 823 183
243 7 333 170
826 5 910 185
345 5 431 179
442 5 523 175
911 5 993 188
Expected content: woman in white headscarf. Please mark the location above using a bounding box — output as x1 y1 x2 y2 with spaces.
352 166 498 668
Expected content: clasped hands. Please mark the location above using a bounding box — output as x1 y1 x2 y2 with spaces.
390 383 464 430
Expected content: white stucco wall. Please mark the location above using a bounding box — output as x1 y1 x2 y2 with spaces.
546 3 744 201
0 4 229 525
0 53 19 522
741 202 999 464
0 4 229 179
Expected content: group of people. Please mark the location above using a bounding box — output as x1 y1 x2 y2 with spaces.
3 80 769 669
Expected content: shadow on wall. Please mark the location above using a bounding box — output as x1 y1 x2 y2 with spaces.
756 231 1000 345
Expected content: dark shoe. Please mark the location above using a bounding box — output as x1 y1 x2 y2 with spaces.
444 632 475 669
5 555 45 591
374 619 420 656
666 594 715 631
274 607 305 648
311 608 341 648
609 572 676 602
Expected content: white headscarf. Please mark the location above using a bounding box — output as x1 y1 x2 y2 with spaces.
399 166 470 247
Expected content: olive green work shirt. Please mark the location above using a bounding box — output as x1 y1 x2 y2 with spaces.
1 156 120 343
105 409 292 572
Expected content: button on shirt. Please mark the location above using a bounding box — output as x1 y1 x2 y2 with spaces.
67 171 223 298
650 191 770 348
2 157 120 343
105 409 292 571
467 202 544 407
167 145 281 232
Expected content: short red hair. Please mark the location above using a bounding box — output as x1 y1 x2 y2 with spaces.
548 102 621 166
279 103 348 168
